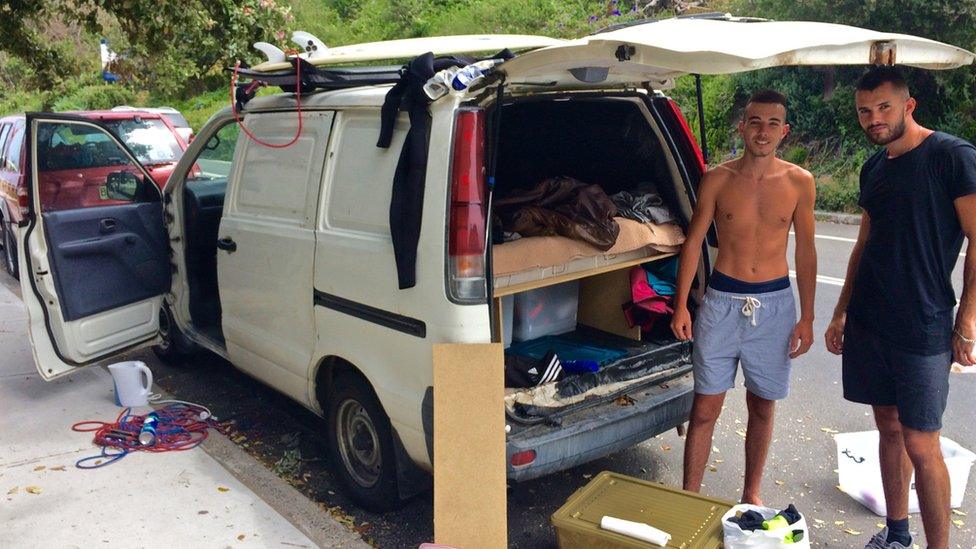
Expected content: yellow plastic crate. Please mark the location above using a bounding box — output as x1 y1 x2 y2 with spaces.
552 471 734 548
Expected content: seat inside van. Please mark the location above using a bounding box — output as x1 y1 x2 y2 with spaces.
489 97 694 420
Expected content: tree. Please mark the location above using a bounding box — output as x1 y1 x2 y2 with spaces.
0 0 290 95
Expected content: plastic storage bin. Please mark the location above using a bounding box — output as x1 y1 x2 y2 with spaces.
835 430 976 516
501 294 514 348
551 471 733 548
512 280 579 342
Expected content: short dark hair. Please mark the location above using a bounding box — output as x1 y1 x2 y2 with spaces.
856 66 909 95
747 89 788 109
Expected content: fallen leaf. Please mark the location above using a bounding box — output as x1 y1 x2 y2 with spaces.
712 446 720 453
708 466 717 472
952 519 964 528
814 519 825 525
7 487 17 495
33 466 45 472
49 466 66 472
661 444 671 451
820 427 839 434
952 509 967 516
735 430 747 438
198 510 209 515
775 480 785 486
876 523 885 529
834 521 845 526
844 528 861 535
237 534 246 540
715 459 724 464
217 486 230 492
25 486 41 495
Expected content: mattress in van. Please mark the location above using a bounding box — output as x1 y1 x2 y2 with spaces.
492 218 684 289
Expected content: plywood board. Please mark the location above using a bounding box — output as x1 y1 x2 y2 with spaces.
578 268 641 341
433 343 507 549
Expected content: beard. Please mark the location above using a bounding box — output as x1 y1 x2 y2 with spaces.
865 117 907 145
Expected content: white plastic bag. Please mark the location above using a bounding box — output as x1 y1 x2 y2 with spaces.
721 504 810 549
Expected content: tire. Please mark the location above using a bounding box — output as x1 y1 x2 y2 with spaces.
152 304 198 364
326 373 402 512
1 218 19 280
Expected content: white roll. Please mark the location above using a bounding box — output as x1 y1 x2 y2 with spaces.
600 515 672 547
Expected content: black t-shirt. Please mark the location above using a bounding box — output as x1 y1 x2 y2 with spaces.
848 132 976 354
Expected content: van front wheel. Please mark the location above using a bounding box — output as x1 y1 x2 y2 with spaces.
326 373 401 512
152 305 198 364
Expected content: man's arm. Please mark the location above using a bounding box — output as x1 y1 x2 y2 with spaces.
790 171 817 358
671 171 721 340
824 210 871 355
953 194 976 366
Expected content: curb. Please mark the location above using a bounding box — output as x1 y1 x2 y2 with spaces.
814 210 861 225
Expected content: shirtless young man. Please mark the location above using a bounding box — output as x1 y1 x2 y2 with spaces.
670 90 817 504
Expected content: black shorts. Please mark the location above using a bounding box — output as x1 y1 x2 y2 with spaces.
842 318 952 432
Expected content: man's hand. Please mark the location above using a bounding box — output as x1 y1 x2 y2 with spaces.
790 318 814 358
824 314 846 355
953 326 976 366
671 306 693 341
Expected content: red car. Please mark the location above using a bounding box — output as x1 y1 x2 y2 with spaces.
0 110 188 278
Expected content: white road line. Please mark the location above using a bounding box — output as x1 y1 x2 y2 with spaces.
790 231 966 257
789 270 846 287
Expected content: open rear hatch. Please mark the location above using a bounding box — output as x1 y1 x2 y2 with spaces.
500 17 975 90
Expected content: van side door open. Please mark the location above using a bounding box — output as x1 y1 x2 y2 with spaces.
20 114 168 380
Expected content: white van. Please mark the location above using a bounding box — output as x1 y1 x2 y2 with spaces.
17 18 973 511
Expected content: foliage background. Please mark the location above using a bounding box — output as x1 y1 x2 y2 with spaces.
2 0 974 212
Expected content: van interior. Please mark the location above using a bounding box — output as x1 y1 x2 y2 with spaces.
488 96 694 422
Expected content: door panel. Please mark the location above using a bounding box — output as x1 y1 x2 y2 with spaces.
21 114 166 379
43 203 168 321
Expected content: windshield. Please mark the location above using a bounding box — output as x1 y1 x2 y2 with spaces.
103 118 183 164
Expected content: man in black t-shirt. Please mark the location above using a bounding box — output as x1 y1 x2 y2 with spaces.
825 67 976 549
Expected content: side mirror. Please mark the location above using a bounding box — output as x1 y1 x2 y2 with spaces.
105 171 140 201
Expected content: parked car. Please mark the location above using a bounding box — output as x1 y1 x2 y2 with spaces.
112 105 194 143
0 109 187 279
13 17 973 511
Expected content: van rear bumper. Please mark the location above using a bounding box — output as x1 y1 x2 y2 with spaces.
505 371 693 482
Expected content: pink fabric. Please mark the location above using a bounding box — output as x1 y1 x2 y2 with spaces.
623 266 673 330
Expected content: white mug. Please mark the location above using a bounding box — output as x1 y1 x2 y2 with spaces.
107 361 153 407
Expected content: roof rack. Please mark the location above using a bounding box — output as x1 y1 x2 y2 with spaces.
234 59 404 94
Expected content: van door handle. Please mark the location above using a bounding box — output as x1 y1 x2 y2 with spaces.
216 237 237 253
99 218 117 233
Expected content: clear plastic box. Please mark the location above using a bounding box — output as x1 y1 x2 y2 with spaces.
512 280 579 342
835 430 976 515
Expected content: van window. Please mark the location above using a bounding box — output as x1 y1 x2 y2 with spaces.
35 121 152 212
325 110 403 236
231 111 333 224
186 122 239 183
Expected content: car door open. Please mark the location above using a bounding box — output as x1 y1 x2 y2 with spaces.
20 113 169 380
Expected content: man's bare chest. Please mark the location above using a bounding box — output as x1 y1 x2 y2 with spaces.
715 180 799 229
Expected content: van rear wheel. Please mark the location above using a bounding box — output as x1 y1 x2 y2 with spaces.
326 373 402 512
1 218 19 280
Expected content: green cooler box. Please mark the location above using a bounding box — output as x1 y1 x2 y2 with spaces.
552 471 734 548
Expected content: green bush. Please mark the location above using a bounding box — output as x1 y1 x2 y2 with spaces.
815 174 861 213
50 84 137 112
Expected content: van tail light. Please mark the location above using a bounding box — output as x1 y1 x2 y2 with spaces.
510 449 536 467
447 108 487 302
17 183 29 219
666 99 706 174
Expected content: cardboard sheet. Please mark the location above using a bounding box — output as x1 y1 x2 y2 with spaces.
433 343 507 549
